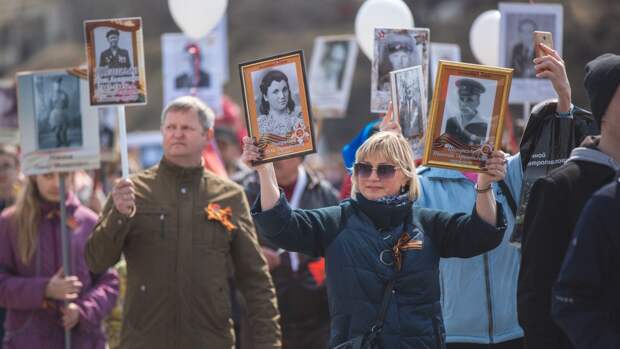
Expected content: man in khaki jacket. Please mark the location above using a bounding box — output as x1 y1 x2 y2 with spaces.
85 96 281 349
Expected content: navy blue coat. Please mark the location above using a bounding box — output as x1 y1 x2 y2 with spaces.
552 178 620 349
253 194 506 348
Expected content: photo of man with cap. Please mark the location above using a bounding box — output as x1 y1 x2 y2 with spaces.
444 78 489 145
378 31 420 91
99 29 131 68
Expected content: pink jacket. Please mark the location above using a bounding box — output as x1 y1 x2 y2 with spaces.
0 195 119 349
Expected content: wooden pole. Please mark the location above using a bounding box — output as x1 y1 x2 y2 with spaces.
59 173 71 349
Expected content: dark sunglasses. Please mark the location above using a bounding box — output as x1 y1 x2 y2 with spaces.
354 163 398 180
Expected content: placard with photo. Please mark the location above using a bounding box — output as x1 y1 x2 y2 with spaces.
239 51 316 164
161 32 224 115
371 27 430 113
308 35 358 118
0 79 19 144
17 69 100 175
423 61 513 172
430 43 461 92
390 65 427 160
84 17 147 106
499 2 563 103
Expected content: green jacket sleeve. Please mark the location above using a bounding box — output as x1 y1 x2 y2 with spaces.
85 196 131 274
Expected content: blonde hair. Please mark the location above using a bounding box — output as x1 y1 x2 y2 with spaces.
13 177 42 264
351 132 419 201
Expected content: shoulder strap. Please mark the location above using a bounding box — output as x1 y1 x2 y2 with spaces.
498 180 517 216
373 278 396 330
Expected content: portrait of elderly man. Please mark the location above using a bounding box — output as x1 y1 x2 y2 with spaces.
99 29 131 69
444 78 490 146
378 31 420 91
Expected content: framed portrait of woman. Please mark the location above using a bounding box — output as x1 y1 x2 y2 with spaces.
422 61 513 172
239 50 316 164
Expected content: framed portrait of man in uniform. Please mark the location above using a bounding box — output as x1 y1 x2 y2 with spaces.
499 2 563 103
239 50 316 164
390 65 427 160
423 61 513 172
84 17 147 106
371 27 430 113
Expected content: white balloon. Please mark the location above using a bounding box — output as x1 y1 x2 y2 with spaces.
469 10 501 66
355 0 415 60
168 0 228 39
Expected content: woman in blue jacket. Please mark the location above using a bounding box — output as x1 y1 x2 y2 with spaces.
243 132 507 348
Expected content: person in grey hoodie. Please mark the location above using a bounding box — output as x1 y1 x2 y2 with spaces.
517 53 620 349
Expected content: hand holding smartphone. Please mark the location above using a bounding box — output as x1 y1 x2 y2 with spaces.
533 31 553 58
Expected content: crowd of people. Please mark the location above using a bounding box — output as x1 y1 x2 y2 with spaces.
0 42 618 349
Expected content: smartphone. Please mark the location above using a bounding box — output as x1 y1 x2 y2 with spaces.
533 31 553 58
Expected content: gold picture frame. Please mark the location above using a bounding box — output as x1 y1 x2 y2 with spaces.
422 61 513 172
239 50 316 164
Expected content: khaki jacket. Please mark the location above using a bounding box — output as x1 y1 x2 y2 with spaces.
85 158 281 349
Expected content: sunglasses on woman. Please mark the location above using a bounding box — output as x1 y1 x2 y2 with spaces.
354 163 399 180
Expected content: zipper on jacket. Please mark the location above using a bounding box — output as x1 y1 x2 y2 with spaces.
483 252 495 343
160 210 166 239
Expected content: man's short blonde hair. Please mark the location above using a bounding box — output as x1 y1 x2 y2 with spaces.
351 131 419 201
161 96 215 130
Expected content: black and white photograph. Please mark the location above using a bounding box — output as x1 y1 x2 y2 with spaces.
85 17 147 106
161 32 223 115
439 76 497 146
423 61 512 172
33 73 83 150
499 2 563 103
371 27 429 113
239 51 316 163
390 65 427 160
0 79 18 144
95 27 133 68
308 35 358 118
430 43 461 90
252 63 303 138
391 66 425 138
17 69 101 175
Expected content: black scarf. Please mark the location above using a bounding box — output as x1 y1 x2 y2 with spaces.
353 192 412 230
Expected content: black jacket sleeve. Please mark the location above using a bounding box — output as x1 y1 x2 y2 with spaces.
251 193 342 257
518 176 572 348
552 190 620 349
420 204 507 258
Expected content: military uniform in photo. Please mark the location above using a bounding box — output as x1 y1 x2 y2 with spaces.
445 78 488 146
99 48 131 68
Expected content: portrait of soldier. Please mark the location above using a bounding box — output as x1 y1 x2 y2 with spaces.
444 78 489 145
99 29 131 69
